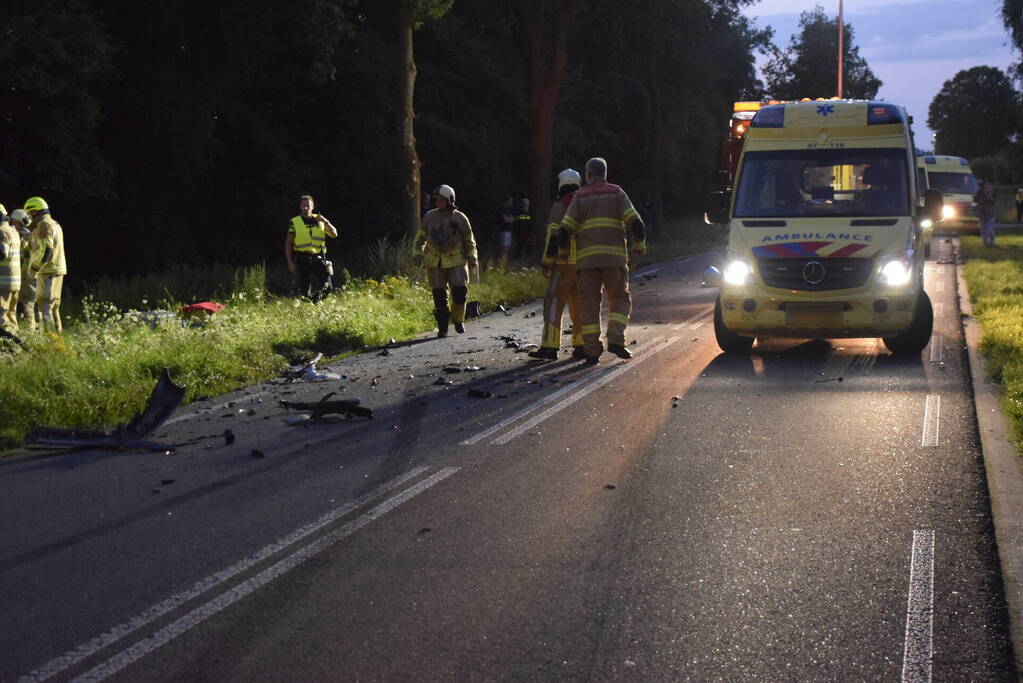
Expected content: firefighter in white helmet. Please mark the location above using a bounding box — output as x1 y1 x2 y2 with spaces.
556 157 646 364
25 196 66 334
10 209 35 330
529 168 584 360
415 184 478 337
0 204 21 334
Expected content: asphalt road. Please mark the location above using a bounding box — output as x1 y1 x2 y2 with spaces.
0 241 1015 681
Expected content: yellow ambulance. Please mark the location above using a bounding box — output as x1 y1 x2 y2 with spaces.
916 155 978 230
705 99 942 354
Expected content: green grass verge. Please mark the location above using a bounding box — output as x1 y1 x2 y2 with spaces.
0 268 546 450
961 227 1023 448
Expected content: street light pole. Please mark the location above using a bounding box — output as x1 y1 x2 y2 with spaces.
837 0 844 98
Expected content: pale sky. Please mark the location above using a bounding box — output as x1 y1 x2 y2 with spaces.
742 0 1017 151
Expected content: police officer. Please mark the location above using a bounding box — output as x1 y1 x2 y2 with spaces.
557 157 646 364
285 194 338 300
416 184 478 337
24 197 66 334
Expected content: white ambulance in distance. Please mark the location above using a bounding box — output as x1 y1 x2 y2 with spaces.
916 155 978 230
705 99 943 355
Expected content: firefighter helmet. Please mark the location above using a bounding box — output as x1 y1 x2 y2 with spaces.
24 196 48 213
434 184 456 206
557 168 582 191
10 209 29 229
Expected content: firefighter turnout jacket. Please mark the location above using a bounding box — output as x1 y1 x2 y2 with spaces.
559 180 645 268
289 214 333 255
416 207 478 269
542 193 577 267
29 213 66 277
0 221 21 292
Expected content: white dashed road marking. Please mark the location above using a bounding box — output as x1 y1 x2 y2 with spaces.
902 530 935 683
921 395 940 447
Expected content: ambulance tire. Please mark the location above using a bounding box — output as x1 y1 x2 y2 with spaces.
882 291 933 355
714 296 754 354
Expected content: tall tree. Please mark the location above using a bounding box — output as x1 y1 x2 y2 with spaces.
763 4 880 100
399 0 453 236
928 66 1019 159
511 0 580 250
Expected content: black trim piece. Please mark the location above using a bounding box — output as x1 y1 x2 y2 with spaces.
849 219 897 226
742 220 787 227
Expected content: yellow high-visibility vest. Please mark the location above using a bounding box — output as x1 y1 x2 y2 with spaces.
291 215 327 254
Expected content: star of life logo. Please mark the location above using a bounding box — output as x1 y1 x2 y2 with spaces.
817 104 835 116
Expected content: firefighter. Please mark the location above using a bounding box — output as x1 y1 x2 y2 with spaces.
557 157 646 365
25 197 66 334
529 168 584 360
416 184 478 337
10 209 35 330
0 205 21 334
285 194 338 301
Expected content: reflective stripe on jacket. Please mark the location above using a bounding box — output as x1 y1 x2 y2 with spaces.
29 215 66 276
416 208 478 270
561 180 643 268
290 215 329 254
0 223 20 291
542 193 576 267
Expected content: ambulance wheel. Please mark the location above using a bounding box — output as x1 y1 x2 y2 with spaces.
882 291 933 355
714 297 754 354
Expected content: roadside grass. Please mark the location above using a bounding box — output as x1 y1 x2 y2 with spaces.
0 267 545 450
960 227 1023 447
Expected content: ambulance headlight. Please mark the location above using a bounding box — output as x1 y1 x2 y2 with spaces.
879 251 913 286
723 258 753 285
920 219 933 229
942 204 956 220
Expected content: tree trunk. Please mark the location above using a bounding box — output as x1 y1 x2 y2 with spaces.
518 0 578 255
399 3 421 237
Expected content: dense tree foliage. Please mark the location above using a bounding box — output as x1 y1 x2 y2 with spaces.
928 66 1019 159
763 4 880 100
0 1 765 283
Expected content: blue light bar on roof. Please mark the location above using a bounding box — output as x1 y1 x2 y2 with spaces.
867 103 903 125
960 158 969 166
924 156 936 164
751 105 784 128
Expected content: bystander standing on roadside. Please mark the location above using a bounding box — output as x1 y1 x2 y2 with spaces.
0 205 21 335
513 197 532 259
496 196 515 268
975 179 997 248
25 197 66 334
1015 185 1023 223
10 208 34 330
285 194 338 301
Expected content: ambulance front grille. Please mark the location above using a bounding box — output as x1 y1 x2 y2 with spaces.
756 257 874 291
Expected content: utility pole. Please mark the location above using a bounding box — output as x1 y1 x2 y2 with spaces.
837 0 844 98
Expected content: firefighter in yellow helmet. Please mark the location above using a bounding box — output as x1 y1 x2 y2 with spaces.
285 194 338 300
25 196 66 334
10 208 36 330
415 184 478 337
529 168 584 360
0 205 21 334
556 157 646 364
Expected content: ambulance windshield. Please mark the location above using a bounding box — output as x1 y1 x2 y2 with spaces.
734 148 910 218
927 171 977 195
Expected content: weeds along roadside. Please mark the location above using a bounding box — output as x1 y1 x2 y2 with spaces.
960 227 1023 449
0 258 546 449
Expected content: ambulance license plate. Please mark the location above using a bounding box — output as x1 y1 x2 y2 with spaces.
785 303 844 328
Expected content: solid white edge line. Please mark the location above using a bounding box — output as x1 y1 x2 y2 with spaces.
19 466 431 683
901 530 935 683
71 467 459 683
492 336 680 445
921 395 940 447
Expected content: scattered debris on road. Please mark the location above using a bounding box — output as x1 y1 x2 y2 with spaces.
251 449 265 458
280 392 374 423
25 369 185 452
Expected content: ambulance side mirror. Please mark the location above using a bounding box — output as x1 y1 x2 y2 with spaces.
704 190 730 225
923 188 943 222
